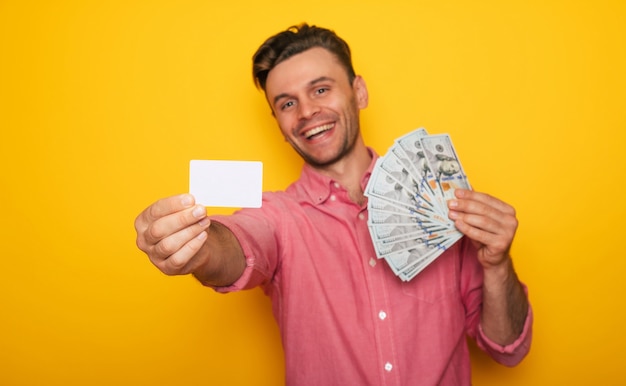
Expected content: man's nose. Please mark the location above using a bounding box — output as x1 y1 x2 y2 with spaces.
297 98 320 120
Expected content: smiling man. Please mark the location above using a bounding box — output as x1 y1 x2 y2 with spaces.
134 24 533 385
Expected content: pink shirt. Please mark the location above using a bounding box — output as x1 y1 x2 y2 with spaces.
211 152 532 386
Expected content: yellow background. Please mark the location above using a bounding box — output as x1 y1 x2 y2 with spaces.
1 1 625 385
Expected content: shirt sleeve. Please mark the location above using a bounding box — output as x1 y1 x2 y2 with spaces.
474 289 533 366
460 238 533 366
206 195 285 293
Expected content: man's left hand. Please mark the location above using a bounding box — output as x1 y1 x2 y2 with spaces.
447 189 518 269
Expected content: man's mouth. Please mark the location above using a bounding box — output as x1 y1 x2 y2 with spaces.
304 123 334 140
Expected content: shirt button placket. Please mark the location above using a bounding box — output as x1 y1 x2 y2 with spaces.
378 309 393 376
357 204 395 379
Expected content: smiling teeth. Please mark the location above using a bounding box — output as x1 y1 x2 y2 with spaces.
304 124 333 138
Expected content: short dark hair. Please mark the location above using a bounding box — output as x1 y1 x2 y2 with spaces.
252 23 356 91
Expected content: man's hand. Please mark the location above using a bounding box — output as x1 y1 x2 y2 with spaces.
447 188 528 345
447 189 518 269
134 194 212 276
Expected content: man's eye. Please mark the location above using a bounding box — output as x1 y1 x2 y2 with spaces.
281 101 295 110
316 88 328 95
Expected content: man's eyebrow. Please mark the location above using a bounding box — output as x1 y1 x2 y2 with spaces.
272 92 290 106
309 76 335 86
272 76 336 105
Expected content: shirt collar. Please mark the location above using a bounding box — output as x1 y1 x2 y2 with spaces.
298 147 379 205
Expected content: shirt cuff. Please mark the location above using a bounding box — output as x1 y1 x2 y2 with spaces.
209 255 256 293
478 304 533 354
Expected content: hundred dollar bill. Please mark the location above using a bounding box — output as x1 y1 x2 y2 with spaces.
381 150 444 217
383 247 438 278
367 195 425 219
369 223 452 245
373 234 446 258
368 208 439 226
368 210 449 236
419 134 471 215
366 192 446 228
373 230 452 258
365 160 435 217
396 232 463 281
392 129 446 217
368 210 450 245
380 231 461 278
377 147 436 205
368 219 445 237
397 253 438 281
393 127 429 178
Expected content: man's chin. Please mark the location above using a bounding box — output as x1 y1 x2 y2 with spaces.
298 150 344 169
291 137 355 168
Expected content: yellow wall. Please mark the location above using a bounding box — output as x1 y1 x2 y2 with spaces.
1 1 625 385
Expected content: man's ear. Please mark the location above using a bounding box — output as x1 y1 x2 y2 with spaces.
353 75 369 109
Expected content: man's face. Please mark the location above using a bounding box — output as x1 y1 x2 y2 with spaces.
264 47 368 168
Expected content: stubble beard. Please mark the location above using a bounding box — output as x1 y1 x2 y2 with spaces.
299 132 354 168
292 98 361 169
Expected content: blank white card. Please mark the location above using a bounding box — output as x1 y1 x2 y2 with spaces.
189 160 263 208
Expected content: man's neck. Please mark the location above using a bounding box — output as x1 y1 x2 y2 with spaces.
312 138 372 205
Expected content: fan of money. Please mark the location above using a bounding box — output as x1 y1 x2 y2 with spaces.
364 128 471 281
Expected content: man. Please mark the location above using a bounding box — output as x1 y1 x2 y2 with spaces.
134 24 532 385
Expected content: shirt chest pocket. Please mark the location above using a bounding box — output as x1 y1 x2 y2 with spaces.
401 253 459 303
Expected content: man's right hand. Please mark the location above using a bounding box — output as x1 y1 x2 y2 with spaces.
134 194 212 276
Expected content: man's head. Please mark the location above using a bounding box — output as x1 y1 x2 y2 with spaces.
253 24 356 92
251 24 368 170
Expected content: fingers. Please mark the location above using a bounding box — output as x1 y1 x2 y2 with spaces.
134 194 194 240
151 215 209 259
447 189 518 252
452 189 516 217
145 203 206 244
142 194 195 225
156 223 210 275
134 194 211 274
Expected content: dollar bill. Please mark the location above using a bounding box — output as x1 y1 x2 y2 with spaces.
365 159 450 226
368 208 438 226
392 128 446 217
397 232 463 281
380 150 444 217
369 223 454 247
382 247 438 278
419 134 471 214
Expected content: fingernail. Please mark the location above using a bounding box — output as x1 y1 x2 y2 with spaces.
198 218 210 227
192 205 206 218
448 199 458 208
181 194 194 207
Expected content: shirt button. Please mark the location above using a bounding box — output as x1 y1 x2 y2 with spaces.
330 195 336 201
369 258 377 267
333 182 340 189
378 311 387 320
384 362 393 372
358 213 365 220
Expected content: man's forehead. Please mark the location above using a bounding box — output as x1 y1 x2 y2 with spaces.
265 47 346 95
